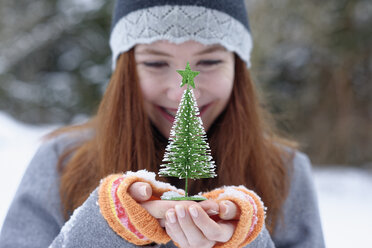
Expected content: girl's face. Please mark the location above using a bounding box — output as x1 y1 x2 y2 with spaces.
135 40 235 138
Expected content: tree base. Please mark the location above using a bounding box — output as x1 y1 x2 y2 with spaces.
164 196 206 201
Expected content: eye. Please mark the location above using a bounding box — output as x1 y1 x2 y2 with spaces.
197 60 222 66
143 61 168 68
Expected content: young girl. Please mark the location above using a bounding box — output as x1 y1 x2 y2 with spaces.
0 1 325 247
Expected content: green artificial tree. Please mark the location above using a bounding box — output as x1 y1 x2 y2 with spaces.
159 62 216 201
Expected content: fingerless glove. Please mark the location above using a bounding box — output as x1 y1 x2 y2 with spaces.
98 170 182 245
202 186 265 247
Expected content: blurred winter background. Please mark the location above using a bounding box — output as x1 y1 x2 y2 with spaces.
0 0 371 247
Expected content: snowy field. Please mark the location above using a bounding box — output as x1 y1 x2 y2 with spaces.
0 111 371 247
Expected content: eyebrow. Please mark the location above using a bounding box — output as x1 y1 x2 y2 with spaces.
136 45 227 57
136 49 172 57
195 45 227 55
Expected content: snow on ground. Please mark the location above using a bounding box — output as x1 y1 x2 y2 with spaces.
0 112 58 232
0 111 371 247
313 167 372 247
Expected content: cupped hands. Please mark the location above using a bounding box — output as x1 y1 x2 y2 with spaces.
129 182 241 248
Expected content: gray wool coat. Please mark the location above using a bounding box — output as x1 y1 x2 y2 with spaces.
0 133 325 248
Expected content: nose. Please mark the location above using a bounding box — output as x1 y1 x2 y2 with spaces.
166 68 203 108
166 72 201 103
166 81 187 103
166 83 201 104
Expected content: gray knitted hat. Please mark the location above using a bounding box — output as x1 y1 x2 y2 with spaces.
110 0 253 70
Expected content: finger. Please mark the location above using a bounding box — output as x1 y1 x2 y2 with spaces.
175 205 214 247
165 209 189 248
159 218 165 228
198 200 220 216
219 200 240 220
188 204 231 243
217 220 237 242
128 182 152 202
141 200 196 219
141 200 173 218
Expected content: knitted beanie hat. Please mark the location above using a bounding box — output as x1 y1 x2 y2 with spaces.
110 0 253 70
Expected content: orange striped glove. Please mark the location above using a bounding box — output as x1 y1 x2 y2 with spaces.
202 186 266 247
99 170 265 247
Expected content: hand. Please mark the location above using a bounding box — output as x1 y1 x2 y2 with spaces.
128 182 220 224
164 201 239 248
129 182 240 247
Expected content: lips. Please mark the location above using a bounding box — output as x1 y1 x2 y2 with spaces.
163 108 177 117
157 103 211 123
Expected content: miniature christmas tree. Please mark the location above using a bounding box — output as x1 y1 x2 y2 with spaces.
159 62 216 201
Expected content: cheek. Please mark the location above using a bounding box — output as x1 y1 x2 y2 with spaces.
140 82 157 101
137 67 174 102
215 67 234 98
197 72 234 99
137 74 162 102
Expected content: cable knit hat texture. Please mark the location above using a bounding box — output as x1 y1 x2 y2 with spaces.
110 0 253 70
